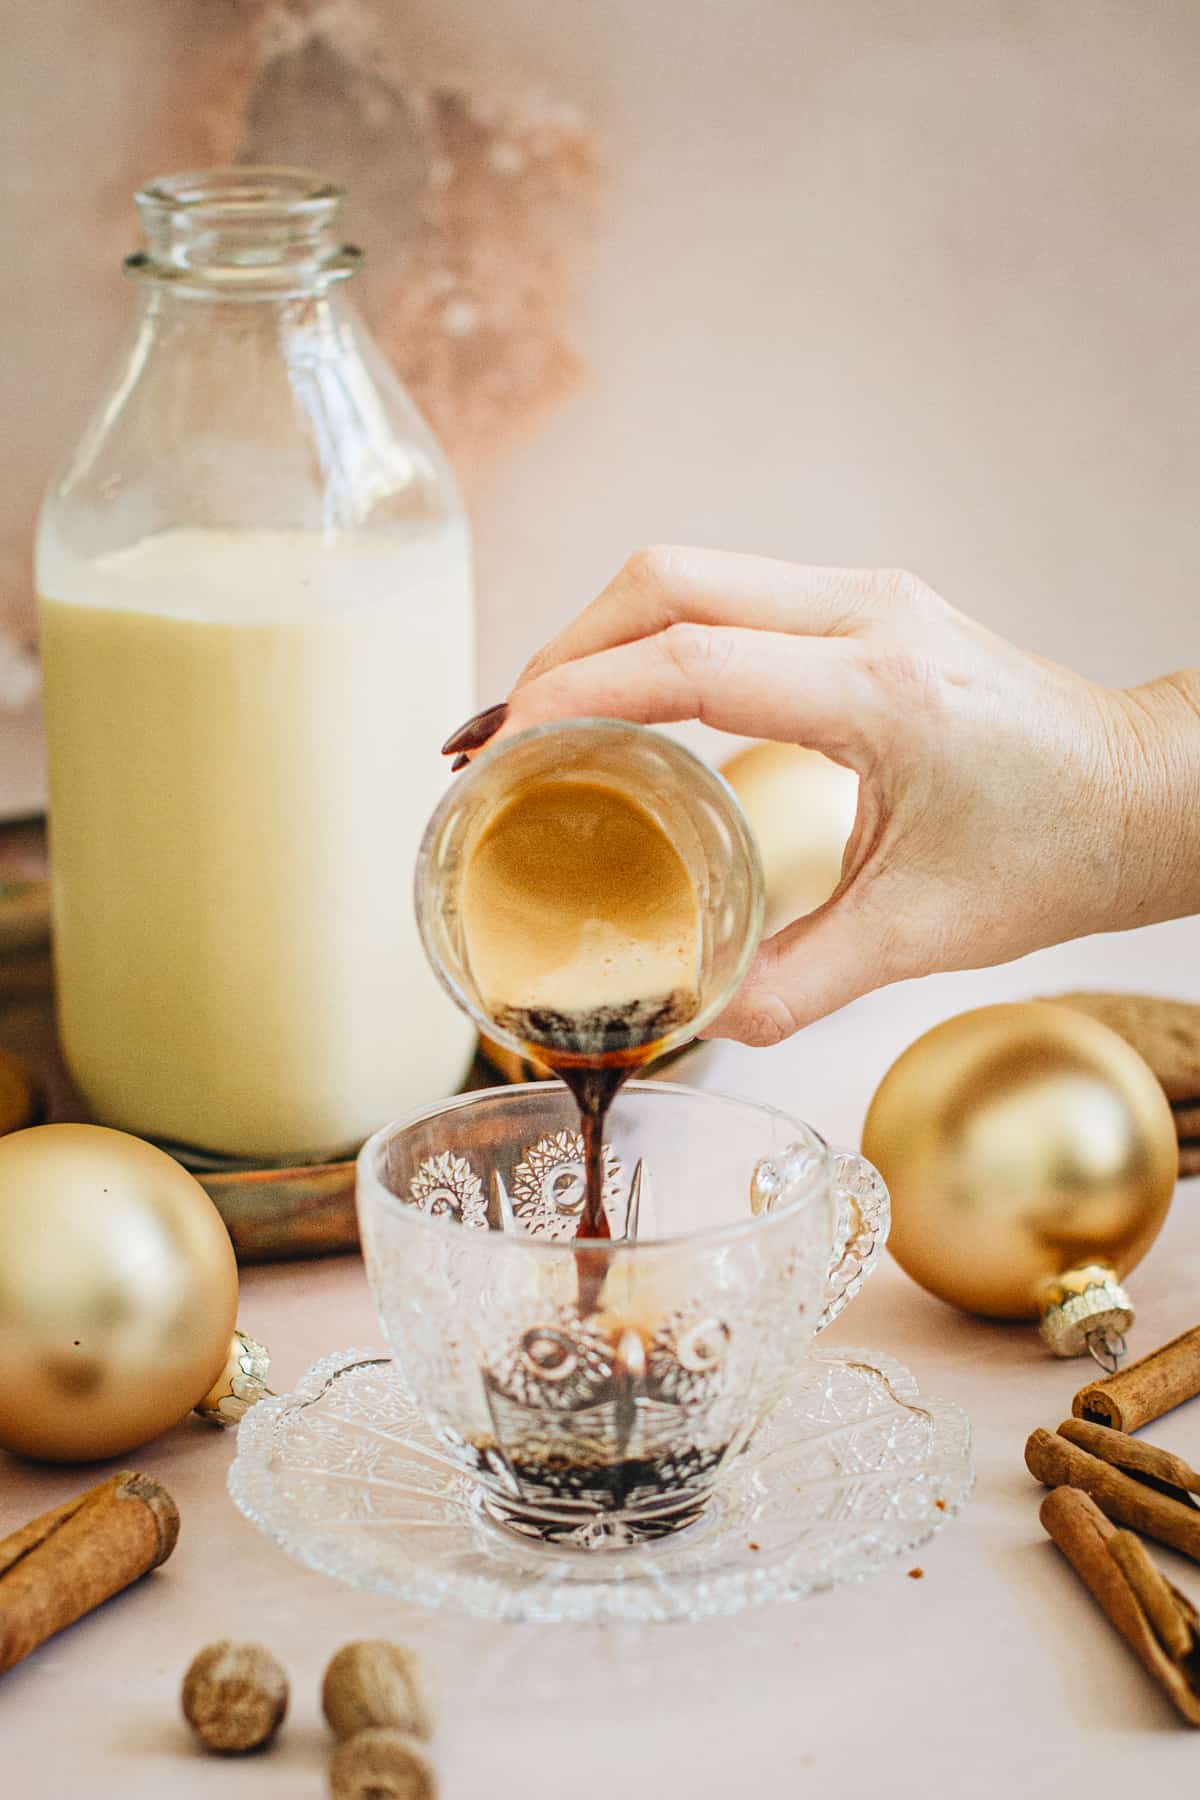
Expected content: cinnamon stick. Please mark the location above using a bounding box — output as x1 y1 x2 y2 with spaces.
1040 1487 1200 1725
1025 1428 1200 1563
1109 1531 1195 1662
1057 1417 1200 1499
0 1471 179 1675
1073 1324 1200 1433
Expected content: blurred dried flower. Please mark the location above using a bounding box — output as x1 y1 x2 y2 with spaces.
202 0 599 478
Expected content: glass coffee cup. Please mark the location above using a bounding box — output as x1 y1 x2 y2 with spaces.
357 1083 889 1546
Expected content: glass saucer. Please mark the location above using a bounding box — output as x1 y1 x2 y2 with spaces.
229 1346 971 1624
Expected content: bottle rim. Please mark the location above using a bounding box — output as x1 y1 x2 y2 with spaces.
137 166 345 221
126 165 361 295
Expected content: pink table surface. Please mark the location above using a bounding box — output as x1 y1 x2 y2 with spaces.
2 913 1199 1799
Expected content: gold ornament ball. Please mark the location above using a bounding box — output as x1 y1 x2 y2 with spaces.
861 1001 1178 1320
0 1123 238 1461
720 742 858 927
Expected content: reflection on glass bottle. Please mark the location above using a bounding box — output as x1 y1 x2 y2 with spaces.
37 168 475 1162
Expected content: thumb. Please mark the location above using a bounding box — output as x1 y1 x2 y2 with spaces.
703 889 889 1045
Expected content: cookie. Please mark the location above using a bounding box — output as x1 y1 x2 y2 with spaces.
1172 1101 1200 1140
0 1047 38 1137
1045 992 1200 1103
1179 1142 1200 1179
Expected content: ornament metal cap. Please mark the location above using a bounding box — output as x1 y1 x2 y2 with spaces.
1038 1265 1134 1367
194 1329 272 1426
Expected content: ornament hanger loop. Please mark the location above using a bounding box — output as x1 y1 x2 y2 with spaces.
1086 1326 1127 1374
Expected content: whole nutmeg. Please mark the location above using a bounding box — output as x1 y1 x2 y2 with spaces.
181 1639 288 1753
329 1727 436 1799
322 1640 434 1741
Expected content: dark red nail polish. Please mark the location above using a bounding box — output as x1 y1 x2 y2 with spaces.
450 752 470 772
441 701 508 756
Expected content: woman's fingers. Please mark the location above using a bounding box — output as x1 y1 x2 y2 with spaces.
500 625 878 760
515 548 893 691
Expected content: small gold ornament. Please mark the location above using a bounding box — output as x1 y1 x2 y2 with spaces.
720 742 858 927
862 1002 1178 1364
0 1123 265 1461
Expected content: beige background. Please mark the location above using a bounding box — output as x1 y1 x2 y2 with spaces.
3 0 1198 686
1 5 1199 1796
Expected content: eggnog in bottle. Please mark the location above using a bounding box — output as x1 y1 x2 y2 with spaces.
36 168 477 1160
38 525 474 1159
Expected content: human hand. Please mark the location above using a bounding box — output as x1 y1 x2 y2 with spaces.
444 548 1200 1044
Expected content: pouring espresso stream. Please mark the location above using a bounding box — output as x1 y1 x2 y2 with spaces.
460 777 703 1302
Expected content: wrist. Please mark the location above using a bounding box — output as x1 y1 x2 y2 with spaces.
1109 671 1200 929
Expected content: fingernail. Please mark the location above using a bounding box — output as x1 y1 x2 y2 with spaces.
450 752 470 772
441 701 508 756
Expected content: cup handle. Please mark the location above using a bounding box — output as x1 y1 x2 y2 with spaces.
817 1151 891 1332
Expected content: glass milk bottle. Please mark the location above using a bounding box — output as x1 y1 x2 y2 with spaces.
36 168 476 1163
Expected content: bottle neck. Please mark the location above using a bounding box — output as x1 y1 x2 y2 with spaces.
125 167 362 301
